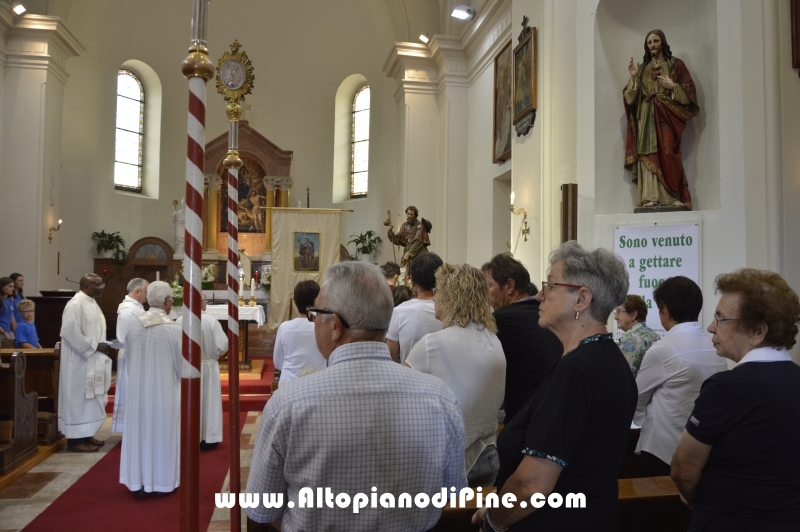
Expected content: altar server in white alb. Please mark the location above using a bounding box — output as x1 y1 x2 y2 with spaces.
176 293 227 448
58 273 111 453
111 278 148 433
120 281 198 494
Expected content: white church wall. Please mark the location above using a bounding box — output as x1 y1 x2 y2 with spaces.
54 1 404 285
464 0 513 268
778 0 800 362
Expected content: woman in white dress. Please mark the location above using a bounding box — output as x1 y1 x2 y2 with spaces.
405 263 506 486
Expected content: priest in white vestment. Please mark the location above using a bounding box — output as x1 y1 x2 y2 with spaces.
58 273 111 452
176 293 227 447
119 281 195 494
111 278 148 433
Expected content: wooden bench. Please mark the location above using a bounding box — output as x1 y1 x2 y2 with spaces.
1 344 61 445
432 478 690 531
0 352 38 475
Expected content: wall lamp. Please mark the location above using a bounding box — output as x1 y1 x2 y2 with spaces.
419 33 430 44
451 5 475 20
1 2 26 14
510 192 530 242
48 218 62 244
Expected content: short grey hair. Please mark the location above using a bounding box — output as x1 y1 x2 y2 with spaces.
127 278 147 293
549 240 629 322
147 281 173 306
322 262 393 331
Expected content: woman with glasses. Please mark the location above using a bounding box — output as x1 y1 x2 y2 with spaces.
474 241 636 532
672 269 800 531
614 294 661 374
404 263 506 487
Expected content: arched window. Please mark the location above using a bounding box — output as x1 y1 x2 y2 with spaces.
350 86 370 198
114 69 145 192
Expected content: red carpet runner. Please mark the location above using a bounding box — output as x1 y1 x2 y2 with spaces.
23 412 248 532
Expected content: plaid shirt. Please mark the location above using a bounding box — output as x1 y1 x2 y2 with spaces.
246 341 467 531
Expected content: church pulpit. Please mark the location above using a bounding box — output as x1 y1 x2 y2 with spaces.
0 352 39 475
29 292 74 348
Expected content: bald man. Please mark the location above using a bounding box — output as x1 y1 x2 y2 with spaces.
58 273 111 452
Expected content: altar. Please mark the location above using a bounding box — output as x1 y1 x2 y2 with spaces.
205 304 265 371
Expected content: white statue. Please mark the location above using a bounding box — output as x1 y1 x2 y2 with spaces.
172 198 185 257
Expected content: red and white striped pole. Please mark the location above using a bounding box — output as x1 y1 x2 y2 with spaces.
224 111 242 532
180 1 213 530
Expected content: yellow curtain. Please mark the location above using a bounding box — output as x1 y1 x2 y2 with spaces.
268 208 343 331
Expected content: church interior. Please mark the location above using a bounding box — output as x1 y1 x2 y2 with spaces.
1 0 799 530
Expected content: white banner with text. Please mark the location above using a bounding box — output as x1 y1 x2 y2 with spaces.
614 222 700 336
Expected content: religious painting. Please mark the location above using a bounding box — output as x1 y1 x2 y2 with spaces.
493 40 513 164
293 232 320 272
513 27 537 125
219 153 268 233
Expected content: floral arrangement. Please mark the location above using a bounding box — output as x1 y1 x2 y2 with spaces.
201 263 216 290
260 265 272 292
170 269 184 307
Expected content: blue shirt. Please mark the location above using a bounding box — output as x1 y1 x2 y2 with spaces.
15 320 40 348
0 298 14 332
12 293 23 325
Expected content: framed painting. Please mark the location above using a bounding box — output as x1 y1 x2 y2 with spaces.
513 27 537 125
493 40 513 164
219 153 268 234
293 232 320 272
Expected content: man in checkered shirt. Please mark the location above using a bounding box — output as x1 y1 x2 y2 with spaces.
246 262 467 531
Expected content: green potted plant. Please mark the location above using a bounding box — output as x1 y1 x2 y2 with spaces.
347 230 382 261
91 230 127 263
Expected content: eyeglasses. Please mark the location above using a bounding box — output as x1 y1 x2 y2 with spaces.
713 314 742 327
613 309 630 316
539 281 584 299
306 307 350 328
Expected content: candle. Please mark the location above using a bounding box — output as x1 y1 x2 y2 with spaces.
250 277 255 298
239 277 243 298
510 191 515 205
156 271 160 281
255 270 259 283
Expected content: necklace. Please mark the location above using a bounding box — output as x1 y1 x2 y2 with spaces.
563 333 613 358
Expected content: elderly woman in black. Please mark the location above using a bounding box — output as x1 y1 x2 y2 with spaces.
473 241 637 531
672 268 800 531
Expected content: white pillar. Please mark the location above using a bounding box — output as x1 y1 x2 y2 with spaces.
0 11 83 295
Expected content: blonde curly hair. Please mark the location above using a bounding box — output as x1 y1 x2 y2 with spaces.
434 263 497 333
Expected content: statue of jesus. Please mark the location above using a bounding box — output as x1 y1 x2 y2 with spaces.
624 30 699 210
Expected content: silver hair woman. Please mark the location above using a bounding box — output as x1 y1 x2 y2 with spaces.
405 264 506 487
474 241 638 532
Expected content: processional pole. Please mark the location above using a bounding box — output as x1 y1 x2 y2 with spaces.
180 1 213 530
215 39 255 532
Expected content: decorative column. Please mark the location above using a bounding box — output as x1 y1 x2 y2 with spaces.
215 39 254 532
179 0 213 529
263 176 279 250
276 176 293 207
204 173 222 252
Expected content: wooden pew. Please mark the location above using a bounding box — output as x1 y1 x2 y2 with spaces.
1 344 61 445
0 352 39 475
432 478 690 531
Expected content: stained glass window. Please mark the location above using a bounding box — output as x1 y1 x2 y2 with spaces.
350 86 370 197
114 69 144 192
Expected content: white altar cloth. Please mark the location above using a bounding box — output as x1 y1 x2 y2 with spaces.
204 304 265 327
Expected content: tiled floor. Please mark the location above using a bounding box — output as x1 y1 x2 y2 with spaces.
0 413 261 532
